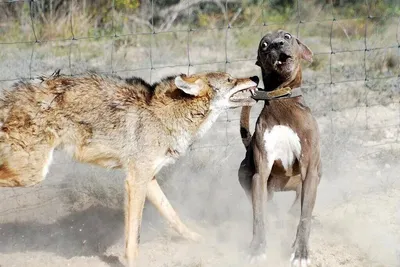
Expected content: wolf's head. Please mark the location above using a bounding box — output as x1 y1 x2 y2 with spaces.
174 72 259 109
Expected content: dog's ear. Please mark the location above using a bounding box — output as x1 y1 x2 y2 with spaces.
174 75 204 96
296 38 313 63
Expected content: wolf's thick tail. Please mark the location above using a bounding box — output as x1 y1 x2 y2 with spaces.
240 106 252 148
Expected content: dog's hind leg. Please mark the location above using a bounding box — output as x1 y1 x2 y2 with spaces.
238 160 253 201
146 177 202 242
238 145 257 202
291 165 319 267
289 184 302 216
247 141 272 264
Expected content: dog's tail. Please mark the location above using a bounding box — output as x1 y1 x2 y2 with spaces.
240 106 252 148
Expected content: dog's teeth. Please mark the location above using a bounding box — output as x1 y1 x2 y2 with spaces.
277 61 282 65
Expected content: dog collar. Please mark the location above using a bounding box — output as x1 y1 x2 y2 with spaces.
251 87 302 101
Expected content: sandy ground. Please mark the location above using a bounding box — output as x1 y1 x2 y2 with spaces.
0 103 399 267
0 186 399 267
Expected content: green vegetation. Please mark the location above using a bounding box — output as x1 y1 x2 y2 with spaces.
0 0 398 43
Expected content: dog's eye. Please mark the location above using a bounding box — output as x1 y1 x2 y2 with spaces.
261 42 268 49
284 33 292 40
227 77 233 83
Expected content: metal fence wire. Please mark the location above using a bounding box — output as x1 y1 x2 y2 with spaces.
0 2 400 265
0 0 399 152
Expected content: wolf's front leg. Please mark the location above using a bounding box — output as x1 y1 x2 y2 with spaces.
147 177 202 242
124 166 150 267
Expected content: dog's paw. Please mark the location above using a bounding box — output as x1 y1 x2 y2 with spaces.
248 252 267 264
290 244 311 267
247 241 267 264
290 253 311 267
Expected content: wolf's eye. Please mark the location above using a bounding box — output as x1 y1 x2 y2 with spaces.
284 33 292 40
227 77 233 83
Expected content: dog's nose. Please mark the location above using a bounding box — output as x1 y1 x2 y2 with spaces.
250 76 259 85
272 38 285 47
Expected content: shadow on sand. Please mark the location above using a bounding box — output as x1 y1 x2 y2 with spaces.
0 205 127 266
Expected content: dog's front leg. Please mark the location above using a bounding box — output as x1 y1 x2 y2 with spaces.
248 142 271 263
124 166 150 267
289 184 302 216
291 166 319 267
147 177 202 242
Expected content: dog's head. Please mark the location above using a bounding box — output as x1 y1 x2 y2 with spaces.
256 30 313 78
174 72 259 109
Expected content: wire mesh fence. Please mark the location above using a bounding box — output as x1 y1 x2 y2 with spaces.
0 2 399 266
0 0 398 186
0 0 399 227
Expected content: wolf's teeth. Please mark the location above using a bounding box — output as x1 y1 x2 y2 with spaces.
277 61 282 65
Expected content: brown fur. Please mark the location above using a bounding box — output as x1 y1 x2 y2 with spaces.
238 30 321 266
0 163 19 186
0 71 258 267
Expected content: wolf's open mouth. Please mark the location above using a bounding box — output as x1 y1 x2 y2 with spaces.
230 86 258 101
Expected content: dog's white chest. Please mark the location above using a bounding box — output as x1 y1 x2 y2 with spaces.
263 125 301 170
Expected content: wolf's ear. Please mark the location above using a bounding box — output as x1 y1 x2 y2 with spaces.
174 75 204 96
296 38 313 63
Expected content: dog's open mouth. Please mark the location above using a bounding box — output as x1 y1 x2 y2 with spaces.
274 53 292 66
230 86 258 102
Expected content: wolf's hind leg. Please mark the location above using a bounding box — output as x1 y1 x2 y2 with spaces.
0 144 54 187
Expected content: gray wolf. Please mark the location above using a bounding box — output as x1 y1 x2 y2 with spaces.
0 70 259 266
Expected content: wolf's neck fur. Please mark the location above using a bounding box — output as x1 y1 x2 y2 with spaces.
151 84 219 155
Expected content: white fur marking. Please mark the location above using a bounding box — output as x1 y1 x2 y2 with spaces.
153 157 175 176
195 109 222 140
264 125 301 170
42 148 54 179
290 255 311 267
